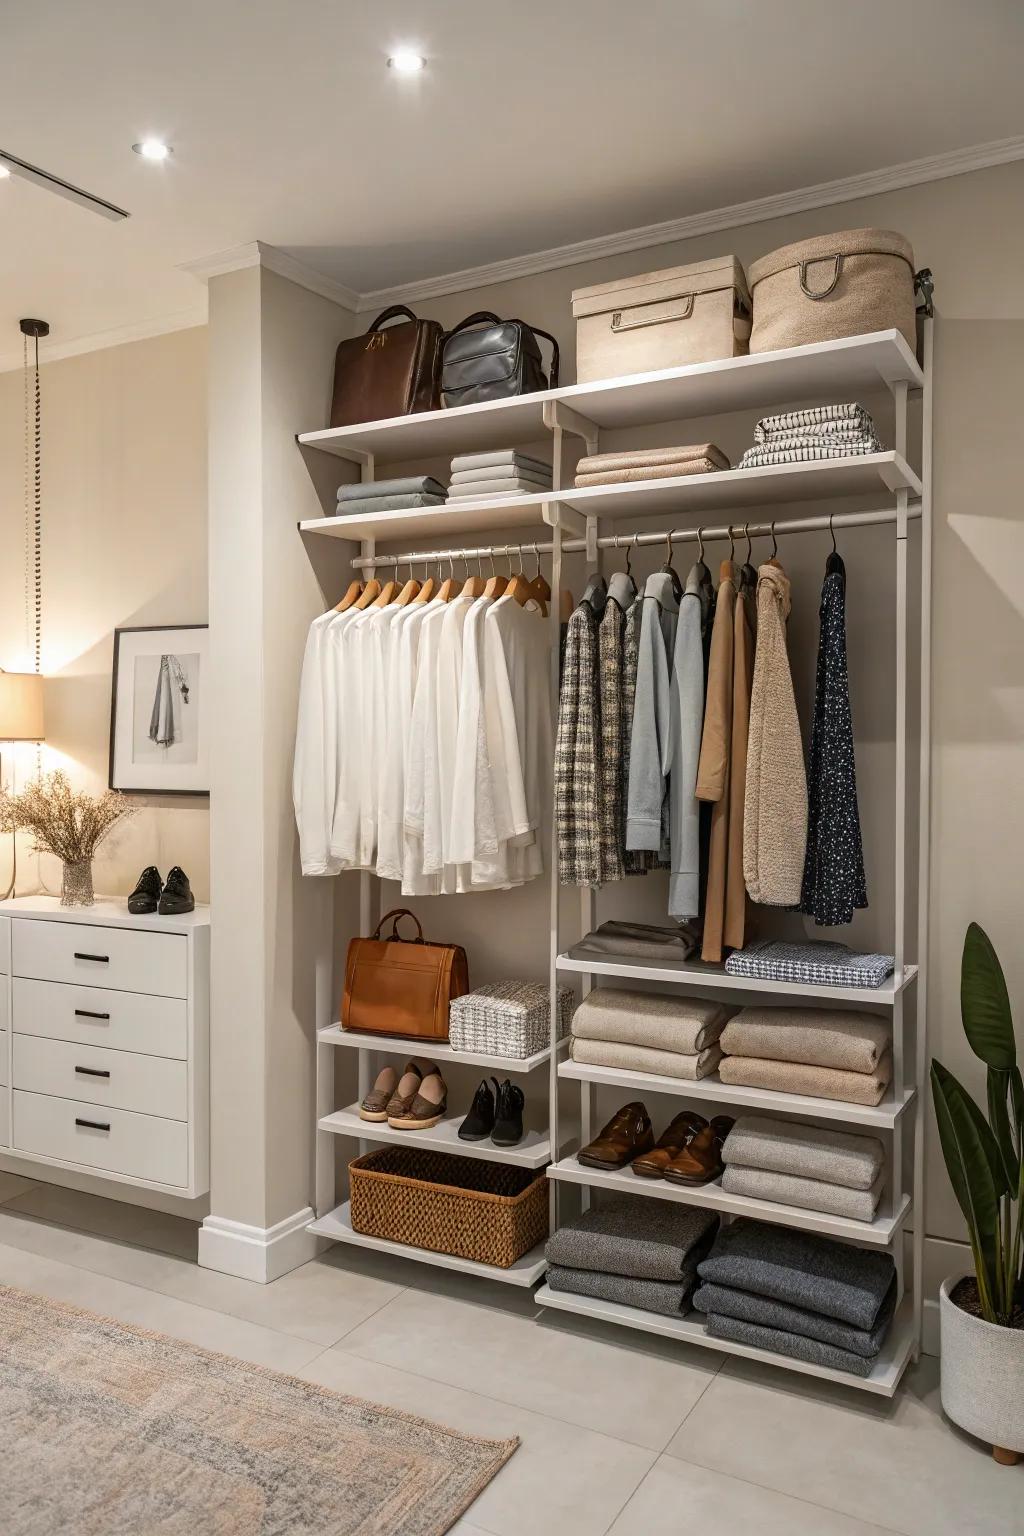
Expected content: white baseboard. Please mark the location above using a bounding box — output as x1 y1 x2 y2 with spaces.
198 1206 319 1283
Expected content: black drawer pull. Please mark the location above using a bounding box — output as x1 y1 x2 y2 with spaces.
75 1066 111 1079
74 1009 111 1021
73 951 109 964
75 1117 110 1132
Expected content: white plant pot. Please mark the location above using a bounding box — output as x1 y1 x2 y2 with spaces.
940 1273 1024 1461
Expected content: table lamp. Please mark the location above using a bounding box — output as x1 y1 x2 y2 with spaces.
0 669 45 899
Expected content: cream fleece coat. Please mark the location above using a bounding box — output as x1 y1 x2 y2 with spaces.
743 562 808 905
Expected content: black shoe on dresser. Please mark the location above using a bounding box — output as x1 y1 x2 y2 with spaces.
128 866 162 915
159 866 195 915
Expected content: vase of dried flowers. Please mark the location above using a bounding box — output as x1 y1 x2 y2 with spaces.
0 771 135 907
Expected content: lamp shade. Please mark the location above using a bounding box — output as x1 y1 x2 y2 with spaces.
0 670 45 741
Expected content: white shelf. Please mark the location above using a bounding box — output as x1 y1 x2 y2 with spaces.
299 490 553 544
310 1200 548 1287
534 1285 915 1398
317 1023 564 1074
558 951 917 1007
319 1103 551 1168
296 331 923 466
558 1059 915 1129
548 1155 909 1245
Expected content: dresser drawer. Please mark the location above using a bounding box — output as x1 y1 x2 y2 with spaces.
13 1034 187 1121
12 977 187 1059
12 918 187 998
0 979 7 1034
13 1091 189 1187
0 1029 6 1086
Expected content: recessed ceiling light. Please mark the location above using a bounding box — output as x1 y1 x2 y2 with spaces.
132 139 173 161
387 50 425 74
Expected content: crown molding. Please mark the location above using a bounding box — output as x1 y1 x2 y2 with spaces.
178 239 361 311
0 307 208 374
357 134 1024 308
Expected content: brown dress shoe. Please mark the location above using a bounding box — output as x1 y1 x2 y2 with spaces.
388 1071 448 1130
578 1102 655 1170
664 1115 735 1185
631 1110 707 1179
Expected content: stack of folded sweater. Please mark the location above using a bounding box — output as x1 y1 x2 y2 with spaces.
570 987 732 1080
721 1114 885 1222
725 939 895 991
718 1005 892 1106
334 475 447 516
573 443 730 487
738 402 882 468
447 449 552 499
573 920 699 963
693 1218 897 1377
545 1195 718 1317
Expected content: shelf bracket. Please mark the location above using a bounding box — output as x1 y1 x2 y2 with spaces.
585 514 600 565
541 499 586 538
543 400 600 457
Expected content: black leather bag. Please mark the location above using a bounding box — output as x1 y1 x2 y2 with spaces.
441 311 559 409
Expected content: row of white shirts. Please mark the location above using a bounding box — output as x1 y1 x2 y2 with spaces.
293 588 552 892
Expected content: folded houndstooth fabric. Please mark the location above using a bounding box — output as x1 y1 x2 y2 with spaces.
753 404 876 441
724 940 895 989
719 1007 890 1074
721 1113 884 1189
721 1164 884 1222
739 443 881 468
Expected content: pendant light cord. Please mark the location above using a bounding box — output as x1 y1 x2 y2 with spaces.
6 333 43 899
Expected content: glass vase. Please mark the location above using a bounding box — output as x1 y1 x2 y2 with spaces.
61 857 95 907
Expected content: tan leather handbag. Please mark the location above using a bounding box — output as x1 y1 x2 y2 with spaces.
341 909 469 1042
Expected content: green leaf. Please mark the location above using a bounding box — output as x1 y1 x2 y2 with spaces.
961 923 1016 1071
931 1060 1001 1288
1011 1066 1024 1154
988 1068 1020 1190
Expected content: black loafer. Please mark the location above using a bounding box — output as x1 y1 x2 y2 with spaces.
159 866 195 915
128 866 162 915
492 1080 525 1147
459 1078 498 1141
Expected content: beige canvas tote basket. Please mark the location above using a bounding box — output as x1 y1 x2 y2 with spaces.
571 256 751 383
748 228 916 354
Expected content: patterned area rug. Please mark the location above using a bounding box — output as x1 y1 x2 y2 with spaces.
1 1285 517 1535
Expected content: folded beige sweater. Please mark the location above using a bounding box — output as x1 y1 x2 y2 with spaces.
571 987 731 1053
575 443 730 474
720 1007 890 1073
571 1036 724 1080
722 1165 885 1222
718 1052 893 1106
575 457 727 487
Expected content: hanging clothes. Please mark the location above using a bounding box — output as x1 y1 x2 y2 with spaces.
596 571 636 885
800 552 868 926
743 561 808 907
695 561 737 963
621 596 661 877
556 598 601 886
725 570 756 948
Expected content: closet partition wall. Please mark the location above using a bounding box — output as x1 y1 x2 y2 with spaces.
296 323 932 1392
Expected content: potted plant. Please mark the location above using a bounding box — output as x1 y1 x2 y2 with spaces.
931 922 1024 1464
0 770 135 907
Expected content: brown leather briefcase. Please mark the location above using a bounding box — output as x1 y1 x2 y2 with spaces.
341 909 469 1042
329 305 444 428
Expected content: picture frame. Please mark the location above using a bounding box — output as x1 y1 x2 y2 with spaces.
109 625 210 796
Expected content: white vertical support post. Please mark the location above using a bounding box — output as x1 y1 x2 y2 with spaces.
912 318 934 1358
548 513 564 1232
890 377 910 1312
315 1035 335 1218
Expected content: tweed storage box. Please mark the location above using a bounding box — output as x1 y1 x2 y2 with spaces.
748 228 917 355
349 1147 549 1267
571 256 751 384
448 981 574 1059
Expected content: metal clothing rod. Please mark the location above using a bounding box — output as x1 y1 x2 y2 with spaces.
349 500 922 569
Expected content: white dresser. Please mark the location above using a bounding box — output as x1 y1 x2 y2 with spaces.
0 896 209 1197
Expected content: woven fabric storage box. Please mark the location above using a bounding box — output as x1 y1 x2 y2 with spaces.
571 257 751 383
349 1147 548 1267
448 982 574 1059
748 228 917 354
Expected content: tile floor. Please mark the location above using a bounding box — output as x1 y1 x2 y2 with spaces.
0 1171 1020 1536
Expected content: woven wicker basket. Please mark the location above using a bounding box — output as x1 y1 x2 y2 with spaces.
349 1147 548 1268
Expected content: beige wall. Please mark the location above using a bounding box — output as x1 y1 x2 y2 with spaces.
0 326 209 901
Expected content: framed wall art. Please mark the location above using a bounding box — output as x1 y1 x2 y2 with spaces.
109 625 210 795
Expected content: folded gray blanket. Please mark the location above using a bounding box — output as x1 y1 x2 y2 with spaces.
546 1264 696 1317
718 1052 892 1105
693 1276 896 1357
450 450 551 475
575 920 699 963
544 1195 717 1282
721 1114 883 1189
450 464 551 487
338 475 446 502
721 1164 884 1222
572 987 730 1053
696 1217 895 1329
332 492 447 515
447 476 551 498
704 1312 877 1378
720 1007 890 1074
570 1036 724 1079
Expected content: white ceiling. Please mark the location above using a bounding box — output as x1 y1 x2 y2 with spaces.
2 0 1023 361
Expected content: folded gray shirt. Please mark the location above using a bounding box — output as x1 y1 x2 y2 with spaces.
332 492 446 515
721 1114 884 1189
693 1275 897 1357
545 1196 718 1282
337 475 446 502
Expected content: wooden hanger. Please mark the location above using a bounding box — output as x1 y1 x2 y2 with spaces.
503 546 533 606
460 548 486 599
334 579 363 612
354 577 382 609
370 578 400 607
482 548 508 600
413 576 437 604
527 543 551 614
434 554 460 604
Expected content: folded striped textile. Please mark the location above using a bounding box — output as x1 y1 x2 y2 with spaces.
724 940 894 989
704 1312 878 1377
753 403 876 441
544 1194 717 1281
721 1163 884 1221
575 457 728 487
719 1007 890 1074
692 1275 897 1357
575 443 730 474
337 475 446 502
721 1114 884 1189
332 492 447 515
447 476 551 499
450 449 552 474
570 1036 724 1079
574 919 699 963
696 1217 896 1329
449 459 551 483
717 1052 892 1105
546 1264 695 1317
739 443 880 468
571 987 731 1053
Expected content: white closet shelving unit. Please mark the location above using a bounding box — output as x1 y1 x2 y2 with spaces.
297 325 932 1394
